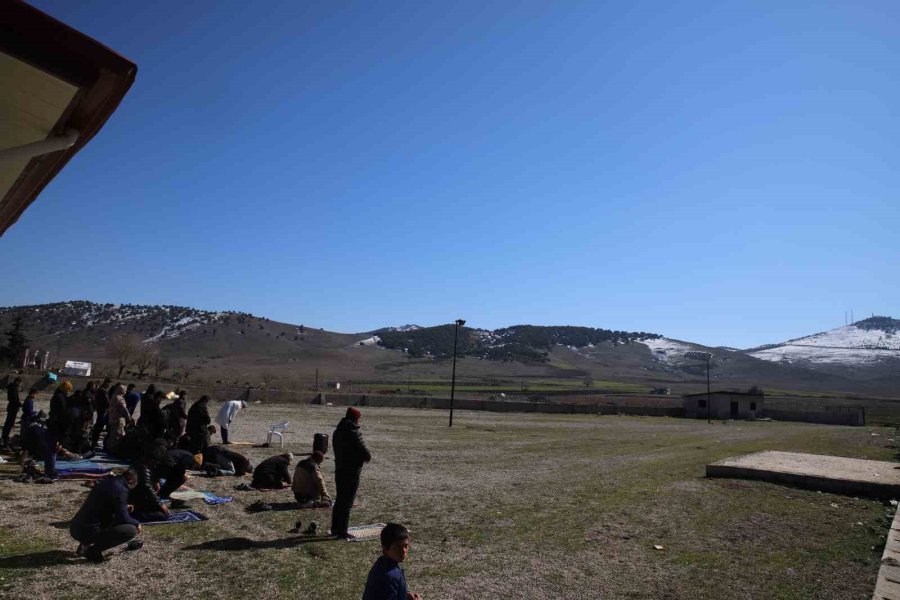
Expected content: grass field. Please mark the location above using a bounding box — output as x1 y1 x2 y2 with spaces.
0 403 894 599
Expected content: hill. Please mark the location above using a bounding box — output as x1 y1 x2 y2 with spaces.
374 324 662 362
0 301 896 397
748 317 900 379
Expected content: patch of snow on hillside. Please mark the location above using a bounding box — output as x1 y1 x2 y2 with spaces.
750 324 900 365
637 337 694 363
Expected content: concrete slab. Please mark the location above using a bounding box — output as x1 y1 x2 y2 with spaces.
706 451 900 500
873 506 900 600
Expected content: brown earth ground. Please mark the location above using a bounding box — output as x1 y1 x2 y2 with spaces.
0 400 896 599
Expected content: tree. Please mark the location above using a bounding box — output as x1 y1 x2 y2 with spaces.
110 334 141 377
3 316 28 367
260 371 276 390
133 343 159 378
151 351 170 379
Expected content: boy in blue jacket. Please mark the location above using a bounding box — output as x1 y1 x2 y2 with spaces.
362 523 421 600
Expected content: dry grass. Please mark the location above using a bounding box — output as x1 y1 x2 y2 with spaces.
0 401 895 599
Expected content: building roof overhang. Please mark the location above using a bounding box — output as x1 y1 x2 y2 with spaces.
0 0 137 236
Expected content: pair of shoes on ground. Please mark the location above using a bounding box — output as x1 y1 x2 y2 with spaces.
77 544 103 563
77 539 143 562
234 483 252 491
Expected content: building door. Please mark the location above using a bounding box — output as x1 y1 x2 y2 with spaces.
730 401 739 419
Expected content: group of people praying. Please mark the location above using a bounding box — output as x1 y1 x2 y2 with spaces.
2 376 421 599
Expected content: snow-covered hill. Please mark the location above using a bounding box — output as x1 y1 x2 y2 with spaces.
636 337 696 364
749 317 900 366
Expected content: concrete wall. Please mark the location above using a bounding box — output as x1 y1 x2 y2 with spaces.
765 408 865 426
313 393 684 417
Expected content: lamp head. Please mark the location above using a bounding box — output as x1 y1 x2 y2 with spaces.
455 319 466 327
684 351 712 361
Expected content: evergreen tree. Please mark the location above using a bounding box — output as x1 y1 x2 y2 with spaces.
3 316 28 366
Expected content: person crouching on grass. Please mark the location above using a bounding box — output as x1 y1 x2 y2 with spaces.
363 523 422 600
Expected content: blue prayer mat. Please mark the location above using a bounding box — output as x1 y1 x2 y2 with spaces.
143 510 209 525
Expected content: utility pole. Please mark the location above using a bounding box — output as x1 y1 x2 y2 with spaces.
449 319 465 428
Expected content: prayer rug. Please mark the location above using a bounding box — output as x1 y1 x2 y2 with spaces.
169 490 208 501
346 523 386 542
143 510 209 525
202 491 233 505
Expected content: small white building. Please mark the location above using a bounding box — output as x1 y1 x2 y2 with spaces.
61 360 92 377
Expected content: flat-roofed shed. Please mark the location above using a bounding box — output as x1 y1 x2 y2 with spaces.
0 0 137 236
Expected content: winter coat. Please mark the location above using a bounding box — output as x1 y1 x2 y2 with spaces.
332 417 371 473
48 388 69 439
252 455 292 488
70 475 140 537
107 391 130 450
186 401 211 453
214 400 244 427
291 457 330 501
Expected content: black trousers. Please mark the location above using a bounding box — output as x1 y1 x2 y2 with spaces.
158 464 187 499
71 523 138 553
1 408 17 443
90 411 108 448
330 468 361 536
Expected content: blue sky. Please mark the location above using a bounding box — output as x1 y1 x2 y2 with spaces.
3 0 898 348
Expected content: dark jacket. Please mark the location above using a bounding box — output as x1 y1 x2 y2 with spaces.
138 402 167 441
125 391 141 415
252 455 292 487
92 387 110 413
48 388 69 439
6 382 20 411
186 401 210 437
70 475 140 535
206 444 252 476
20 396 36 430
129 463 165 513
162 400 188 438
362 555 409 600
333 417 371 472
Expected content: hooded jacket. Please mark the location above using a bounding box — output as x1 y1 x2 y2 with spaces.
332 417 371 473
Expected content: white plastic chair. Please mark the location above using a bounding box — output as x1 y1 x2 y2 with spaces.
266 421 289 447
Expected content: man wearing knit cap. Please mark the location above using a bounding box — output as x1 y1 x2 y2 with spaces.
331 406 371 538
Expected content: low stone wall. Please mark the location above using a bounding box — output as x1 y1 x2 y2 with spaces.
765 408 865 427
311 393 684 417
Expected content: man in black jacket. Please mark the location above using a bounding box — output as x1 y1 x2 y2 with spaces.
251 452 293 489
90 378 112 449
186 396 212 455
1 376 22 448
205 444 253 476
331 406 371 538
70 468 141 563
128 439 171 523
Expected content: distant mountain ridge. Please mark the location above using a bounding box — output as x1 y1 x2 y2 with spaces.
0 301 896 396
374 323 662 361
748 316 900 368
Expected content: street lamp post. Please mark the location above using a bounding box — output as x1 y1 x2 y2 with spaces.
449 319 465 428
685 351 713 424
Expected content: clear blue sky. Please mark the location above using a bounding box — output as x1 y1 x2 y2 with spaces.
3 0 898 348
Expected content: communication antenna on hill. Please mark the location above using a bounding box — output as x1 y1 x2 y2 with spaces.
851 309 854 324
844 311 847 326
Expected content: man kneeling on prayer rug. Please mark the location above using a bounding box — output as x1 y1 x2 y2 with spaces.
291 450 331 508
